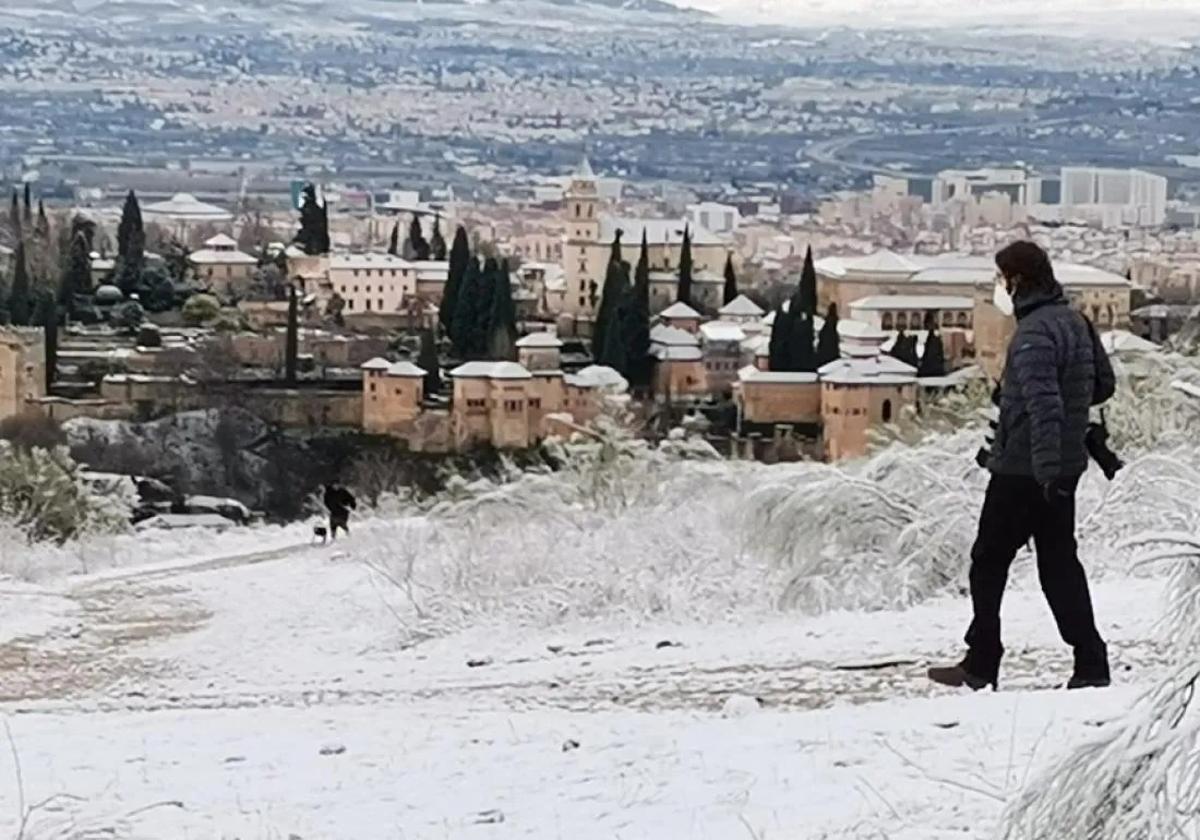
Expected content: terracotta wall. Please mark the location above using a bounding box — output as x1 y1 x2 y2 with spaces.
822 381 915 461
363 370 423 434
653 359 707 401
740 381 821 424
0 333 45 421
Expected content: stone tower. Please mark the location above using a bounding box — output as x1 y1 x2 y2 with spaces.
563 156 602 321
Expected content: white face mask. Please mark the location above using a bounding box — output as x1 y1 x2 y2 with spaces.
992 281 1014 317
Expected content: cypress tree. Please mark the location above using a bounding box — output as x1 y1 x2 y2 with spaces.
593 255 627 364
285 284 299 384
889 329 919 368
388 221 400 256
798 245 818 317
60 231 91 313
8 243 32 326
677 225 693 306
600 290 630 376
918 312 946 378
768 305 793 372
409 214 430 261
418 328 442 396
430 216 447 261
8 190 19 238
791 308 817 373
816 302 841 367
722 252 738 305
487 259 518 361
115 190 145 295
35 200 48 239
622 259 651 388
441 225 470 337
37 292 57 394
293 184 329 255
22 183 31 225
609 228 623 265
451 257 483 359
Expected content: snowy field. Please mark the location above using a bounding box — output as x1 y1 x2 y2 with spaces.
1 423 1198 839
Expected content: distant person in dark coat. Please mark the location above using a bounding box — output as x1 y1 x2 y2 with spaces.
930 241 1116 693
323 483 357 540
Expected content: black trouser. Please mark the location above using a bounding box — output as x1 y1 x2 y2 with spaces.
964 474 1106 679
329 510 349 538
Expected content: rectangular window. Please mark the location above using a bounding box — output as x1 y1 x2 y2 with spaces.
369 383 375 392
346 300 353 310
353 269 359 277
529 398 541 409
366 300 372 311
378 299 384 310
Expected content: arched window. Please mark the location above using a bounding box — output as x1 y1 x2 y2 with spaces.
1105 305 1115 326
942 311 954 327
587 205 593 218
882 399 893 423
575 204 581 218
896 313 908 330
957 312 969 327
1092 305 1102 324
881 312 894 330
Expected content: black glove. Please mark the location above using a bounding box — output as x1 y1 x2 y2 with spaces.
1041 478 1074 504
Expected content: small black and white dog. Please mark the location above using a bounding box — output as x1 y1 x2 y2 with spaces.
312 525 329 545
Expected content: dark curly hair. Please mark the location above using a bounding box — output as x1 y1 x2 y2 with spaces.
995 240 1056 293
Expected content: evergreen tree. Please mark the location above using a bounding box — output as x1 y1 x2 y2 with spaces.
889 329 919 368
285 284 299 384
593 255 627 364
22 183 31 225
35 200 48 239
677 225 694 306
600 291 630 375
430 216 447 261
441 226 470 338
409 214 430 261
388 222 400 256
418 328 442 396
918 312 946 378
8 243 32 326
293 184 330 255
790 308 817 372
816 302 840 367
621 259 651 388
451 258 483 359
115 190 145 295
8 190 19 238
487 259 518 361
768 305 793 372
60 231 91 313
36 292 57 394
609 228 623 265
722 252 738 305
798 245 818 317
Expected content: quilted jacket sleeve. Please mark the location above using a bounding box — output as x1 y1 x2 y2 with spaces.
1009 323 1065 484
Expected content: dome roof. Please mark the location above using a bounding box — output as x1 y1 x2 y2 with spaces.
94 284 124 303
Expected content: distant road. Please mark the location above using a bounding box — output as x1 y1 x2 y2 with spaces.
803 115 1075 177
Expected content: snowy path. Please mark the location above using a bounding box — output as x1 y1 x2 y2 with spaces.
0 542 1175 838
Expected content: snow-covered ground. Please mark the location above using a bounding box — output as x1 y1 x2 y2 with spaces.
0 535 1174 839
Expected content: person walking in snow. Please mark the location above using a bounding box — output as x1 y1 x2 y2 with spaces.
929 241 1115 692
323 482 357 541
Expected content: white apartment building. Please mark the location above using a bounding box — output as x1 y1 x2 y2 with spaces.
931 168 1042 208
688 202 741 236
329 253 417 314
1061 167 1167 227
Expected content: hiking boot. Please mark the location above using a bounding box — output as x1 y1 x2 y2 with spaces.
1068 644 1111 690
927 661 997 692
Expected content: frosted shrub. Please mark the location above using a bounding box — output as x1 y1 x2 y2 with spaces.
746 431 985 613
0 442 130 544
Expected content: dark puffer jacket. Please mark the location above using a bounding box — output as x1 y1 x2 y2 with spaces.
988 281 1115 483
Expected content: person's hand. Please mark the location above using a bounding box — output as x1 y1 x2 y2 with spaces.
1041 478 1073 504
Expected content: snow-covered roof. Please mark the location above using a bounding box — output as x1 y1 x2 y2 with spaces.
820 356 917 385
650 344 704 362
816 249 927 278
189 248 257 266
820 250 1130 289
450 361 533 380
566 365 628 391
838 318 890 342
204 233 238 248
841 344 883 359
650 324 700 346
719 294 765 317
659 301 702 320
360 357 391 371
1101 329 1160 354
386 361 426 377
143 193 233 221
600 215 723 247
700 322 747 343
849 295 974 311
738 368 819 385
575 156 596 179
330 253 413 271
516 332 563 349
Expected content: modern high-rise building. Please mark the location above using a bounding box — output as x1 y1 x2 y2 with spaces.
1060 167 1168 227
